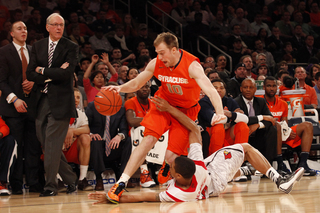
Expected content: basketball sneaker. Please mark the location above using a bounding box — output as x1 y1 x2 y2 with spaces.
277 167 304 194
107 182 126 204
277 163 292 177
158 162 171 184
140 170 156 188
298 163 317 176
0 181 10 196
240 165 256 176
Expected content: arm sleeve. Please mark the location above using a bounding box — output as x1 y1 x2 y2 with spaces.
188 143 204 161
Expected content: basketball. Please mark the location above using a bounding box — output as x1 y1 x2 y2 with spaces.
94 89 122 116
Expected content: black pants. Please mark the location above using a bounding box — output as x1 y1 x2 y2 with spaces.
2 114 44 190
0 135 16 182
249 125 277 162
90 137 132 180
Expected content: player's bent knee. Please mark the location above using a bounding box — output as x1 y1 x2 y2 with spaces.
141 135 158 149
78 134 91 147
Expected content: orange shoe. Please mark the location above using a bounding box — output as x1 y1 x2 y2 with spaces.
158 162 171 184
107 182 126 204
140 170 156 188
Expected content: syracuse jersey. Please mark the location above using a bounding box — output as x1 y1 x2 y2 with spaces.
266 97 288 121
153 49 201 108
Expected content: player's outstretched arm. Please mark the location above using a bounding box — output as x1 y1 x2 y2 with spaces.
151 96 201 145
188 61 226 125
103 58 156 94
88 191 160 204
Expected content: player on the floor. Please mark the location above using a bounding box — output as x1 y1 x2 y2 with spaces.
88 96 305 204
263 76 316 176
104 32 226 203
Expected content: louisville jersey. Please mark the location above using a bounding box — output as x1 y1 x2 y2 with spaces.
153 49 201 108
266 96 288 121
159 144 211 202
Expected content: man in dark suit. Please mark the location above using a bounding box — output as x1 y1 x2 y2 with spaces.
0 21 44 194
297 35 318 63
26 13 78 197
85 102 130 190
234 78 277 162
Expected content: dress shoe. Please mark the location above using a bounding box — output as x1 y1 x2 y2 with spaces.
66 183 77 194
78 178 90 191
29 183 44 193
95 179 104 191
39 190 57 197
11 189 23 195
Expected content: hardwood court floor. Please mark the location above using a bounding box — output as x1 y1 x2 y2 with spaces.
1 176 320 213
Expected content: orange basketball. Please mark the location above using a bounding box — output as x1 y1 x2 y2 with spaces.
94 90 122 116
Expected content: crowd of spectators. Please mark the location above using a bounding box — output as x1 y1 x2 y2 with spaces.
1 0 320 196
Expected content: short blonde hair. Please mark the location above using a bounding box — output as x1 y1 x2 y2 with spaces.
154 32 179 49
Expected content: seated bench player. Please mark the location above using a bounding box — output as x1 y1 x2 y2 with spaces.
88 96 305 204
63 88 91 190
263 76 316 176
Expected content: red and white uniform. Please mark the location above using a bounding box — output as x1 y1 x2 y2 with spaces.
159 143 245 202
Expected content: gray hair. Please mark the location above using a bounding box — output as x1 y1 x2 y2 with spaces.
256 53 266 60
95 62 106 71
46 13 65 25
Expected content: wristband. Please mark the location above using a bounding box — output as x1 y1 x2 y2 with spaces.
13 98 19 104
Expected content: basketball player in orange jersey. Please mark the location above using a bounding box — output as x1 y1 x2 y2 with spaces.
104 32 226 204
264 76 316 176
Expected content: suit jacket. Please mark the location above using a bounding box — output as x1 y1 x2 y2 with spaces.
0 43 32 117
234 94 273 129
85 102 128 140
297 45 318 63
26 37 78 120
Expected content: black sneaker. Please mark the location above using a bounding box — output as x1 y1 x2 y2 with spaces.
277 163 292 177
277 167 304 194
299 163 317 176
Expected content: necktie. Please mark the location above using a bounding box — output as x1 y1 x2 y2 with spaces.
105 116 111 156
43 42 55 93
20 47 27 81
248 101 255 117
48 42 55 68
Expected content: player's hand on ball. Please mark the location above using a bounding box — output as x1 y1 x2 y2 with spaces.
102 85 121 94
151 96 171 112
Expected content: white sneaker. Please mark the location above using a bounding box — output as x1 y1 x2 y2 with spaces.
0 182 10 196
234 175 247 182
277 167 304 194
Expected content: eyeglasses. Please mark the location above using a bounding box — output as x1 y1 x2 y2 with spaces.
205 60 215 63
48 23 64 27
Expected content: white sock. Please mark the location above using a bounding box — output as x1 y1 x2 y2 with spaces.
266 167 280 183
79 165 88 180
57 173 62 181
117 173 130 185
140 164 148 173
